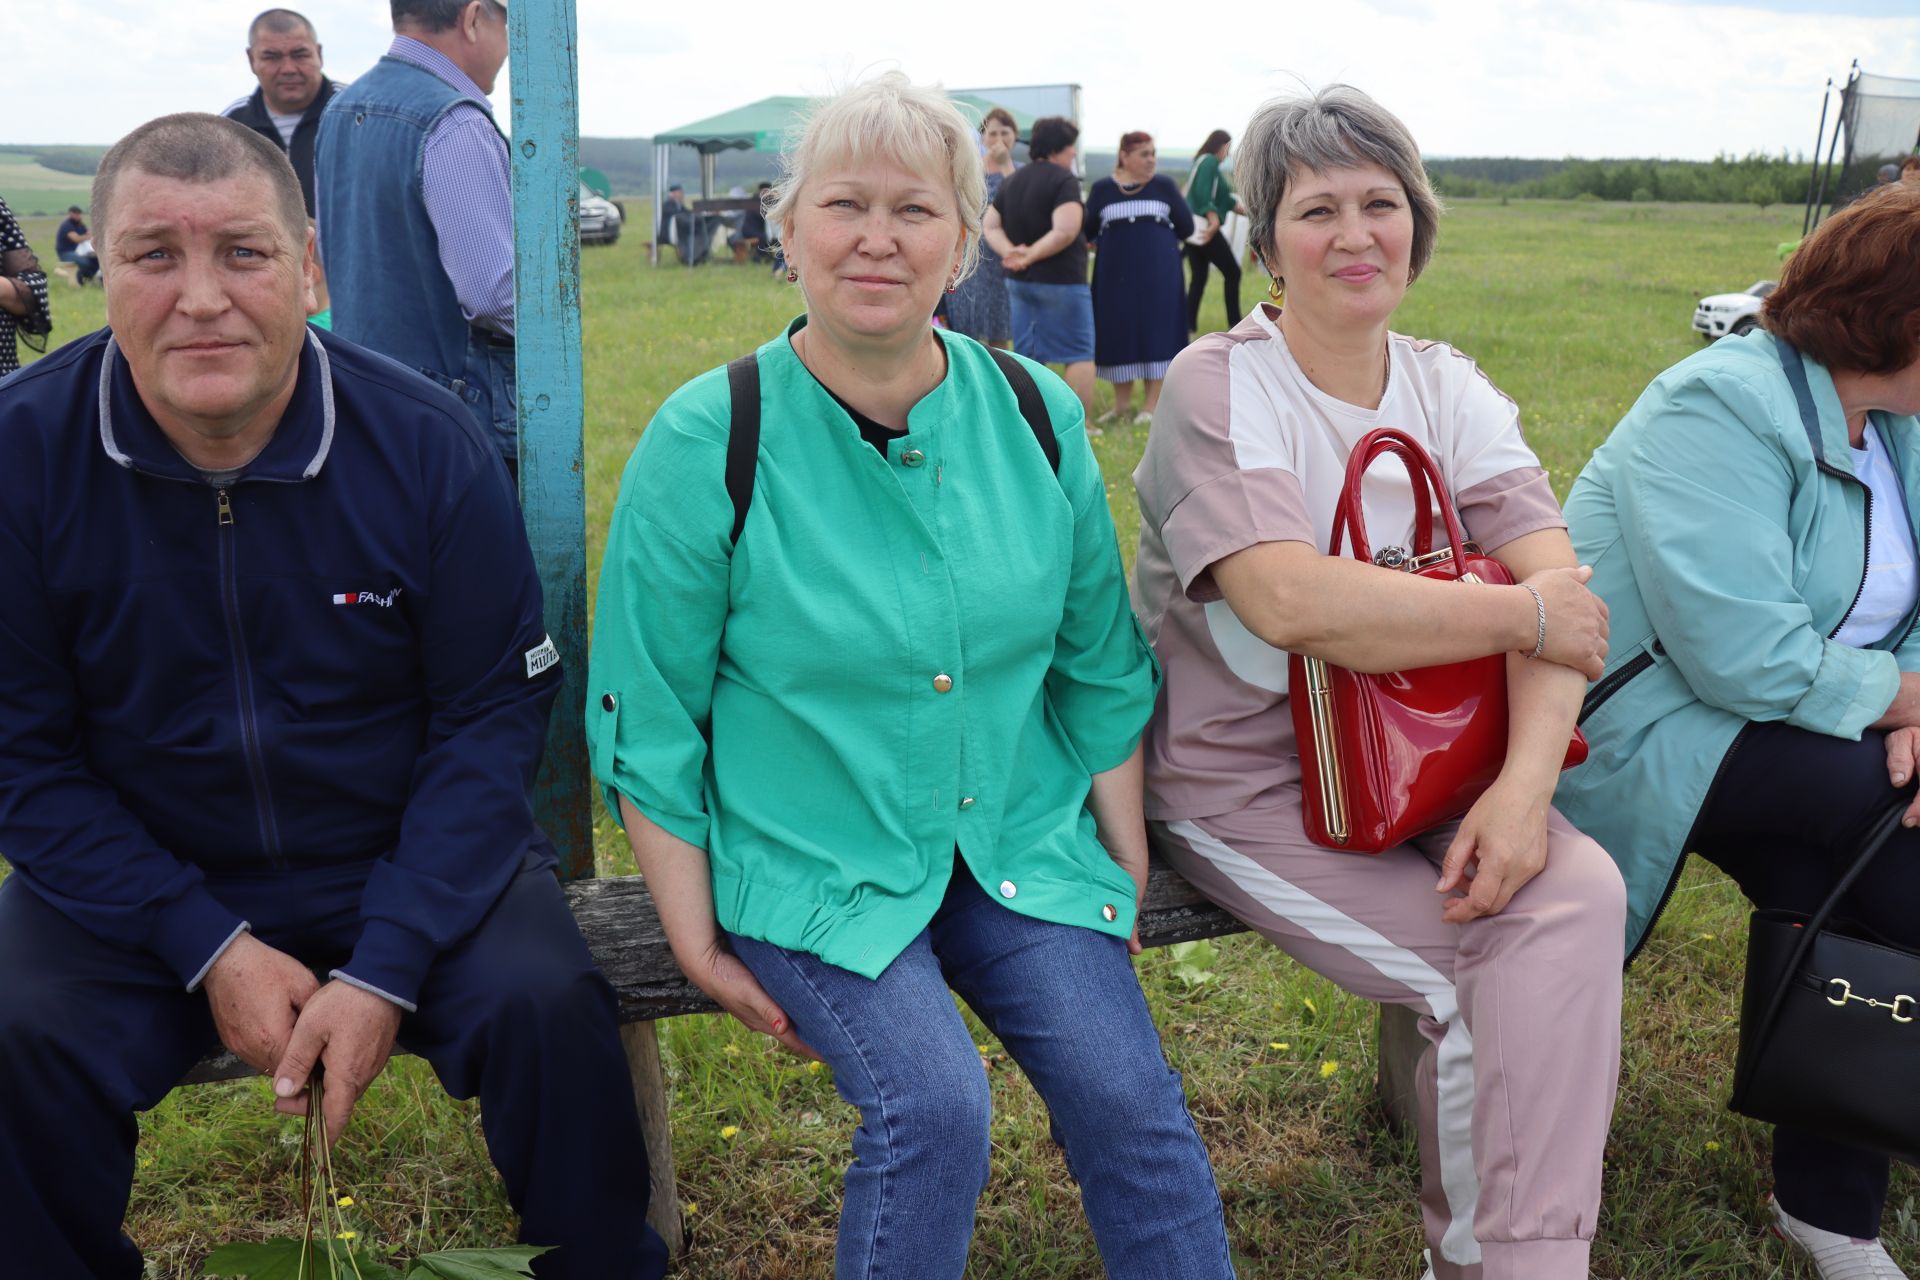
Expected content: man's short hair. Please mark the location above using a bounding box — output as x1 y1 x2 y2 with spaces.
1765 181 1920 376
92 114 307 249
391 0 505 31
1027 116 1078 162
248 8 316 46
67 205 83 215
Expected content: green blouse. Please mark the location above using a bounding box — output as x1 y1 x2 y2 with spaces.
587 320 1159 977
1187 152 1236 221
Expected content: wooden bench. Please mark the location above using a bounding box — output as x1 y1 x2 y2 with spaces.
182 859 1422 1254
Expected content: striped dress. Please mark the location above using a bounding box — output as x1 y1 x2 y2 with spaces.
1085 174 1193 383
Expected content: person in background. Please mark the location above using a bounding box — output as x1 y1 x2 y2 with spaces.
315 0 518 471
1086 131 1192 425
224 9 338 326
590 72 1236 1280
55 205 100 287
1136 86 1624 1280
223 9 339 219
1876 162 1900 186
986 115 1096 421
945 105 1017 348
734 181 772 265
0 196 52 378
1558 181 1920 1280
0 112 667 1280
1184 129 1246 333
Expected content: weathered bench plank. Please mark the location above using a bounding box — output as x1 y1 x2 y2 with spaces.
177 861 1424 1257
182 861 1245 1085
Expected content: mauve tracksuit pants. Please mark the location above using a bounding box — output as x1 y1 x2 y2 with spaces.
1154 790 1626 1280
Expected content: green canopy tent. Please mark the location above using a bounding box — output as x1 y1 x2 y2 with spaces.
648 93 1038 263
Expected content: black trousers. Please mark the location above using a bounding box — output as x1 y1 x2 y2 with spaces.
0 863 670 1279
1184 234 1242 333
1691 720 1920 1239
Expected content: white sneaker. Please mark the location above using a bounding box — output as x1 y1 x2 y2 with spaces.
1770 1194 1911 1280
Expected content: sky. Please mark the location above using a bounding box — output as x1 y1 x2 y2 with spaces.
11 0 1918 161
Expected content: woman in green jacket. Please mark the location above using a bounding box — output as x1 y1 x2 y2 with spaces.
587 73 1234 1280
1559 181 1920 1280
1183 129 1245 332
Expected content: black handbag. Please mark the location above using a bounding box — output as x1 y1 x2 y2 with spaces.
1730 796 1920 1161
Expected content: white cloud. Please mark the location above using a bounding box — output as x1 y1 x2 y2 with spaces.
8 0 1916 161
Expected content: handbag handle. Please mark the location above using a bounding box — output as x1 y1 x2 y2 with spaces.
1740 792 1912 1077
1330 428 1470 577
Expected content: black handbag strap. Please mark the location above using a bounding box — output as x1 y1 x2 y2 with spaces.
1743 794 1912 1068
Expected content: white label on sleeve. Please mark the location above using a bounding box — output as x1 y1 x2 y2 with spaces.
524 634 560 679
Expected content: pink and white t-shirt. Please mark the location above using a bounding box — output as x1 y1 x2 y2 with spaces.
1132 304 1567 821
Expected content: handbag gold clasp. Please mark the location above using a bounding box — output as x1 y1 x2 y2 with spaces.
1825 977 1917 1023
1302 656 1349 845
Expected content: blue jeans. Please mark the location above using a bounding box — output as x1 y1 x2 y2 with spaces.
730 861 1234 1280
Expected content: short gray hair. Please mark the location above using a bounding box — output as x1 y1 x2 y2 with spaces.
92 113 307 249
248 8 316 45
766 72 986 285
1237 85 1442 287
391 0 504 33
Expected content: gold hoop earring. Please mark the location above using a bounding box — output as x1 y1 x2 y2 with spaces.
1267 276 1284 304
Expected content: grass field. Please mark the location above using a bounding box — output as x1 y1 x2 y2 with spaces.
0 153 95 219
12 198 1916 1279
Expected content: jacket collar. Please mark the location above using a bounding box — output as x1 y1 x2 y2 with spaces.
96 327 336 484
239 77 337 130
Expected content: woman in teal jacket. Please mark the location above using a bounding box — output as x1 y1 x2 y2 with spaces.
1559 182 1920 1280
587 74 1233 1280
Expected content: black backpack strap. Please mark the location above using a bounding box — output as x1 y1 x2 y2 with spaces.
985 346 1058 473
724 353 760 545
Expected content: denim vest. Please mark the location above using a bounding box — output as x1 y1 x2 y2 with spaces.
315 56 516 459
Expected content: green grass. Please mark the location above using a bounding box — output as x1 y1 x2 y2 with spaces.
1 155 95 219
15 198 1913 1278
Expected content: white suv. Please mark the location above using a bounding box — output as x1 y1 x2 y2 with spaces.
1692 280 1773 340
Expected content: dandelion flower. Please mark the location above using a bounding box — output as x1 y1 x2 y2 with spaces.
722 1043 741 1056
806 1061 823 1074
1320 1060 1340 1079
1705 1140 1721 1151
976 1044 991 1055
720 1125 740 1139
685 1202 699 1215
336 1230 357 1241
337 1196 354 1208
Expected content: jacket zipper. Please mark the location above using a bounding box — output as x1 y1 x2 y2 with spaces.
1579 648 1655 725
1628 719 1751 965
215 489 287 869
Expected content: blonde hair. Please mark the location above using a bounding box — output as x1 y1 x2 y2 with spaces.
766 72 985 283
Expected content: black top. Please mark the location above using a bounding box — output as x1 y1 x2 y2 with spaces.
992 162 1088 286
821 385 906 456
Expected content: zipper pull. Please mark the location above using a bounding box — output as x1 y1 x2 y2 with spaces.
216 489 234 527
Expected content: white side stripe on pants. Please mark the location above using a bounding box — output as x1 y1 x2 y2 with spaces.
1167 820 1482 1266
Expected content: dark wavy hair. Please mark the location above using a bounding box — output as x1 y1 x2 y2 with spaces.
1765 181 1920 375
1118 131 1153 156
1194 129 1230 160
1028 116 1078 162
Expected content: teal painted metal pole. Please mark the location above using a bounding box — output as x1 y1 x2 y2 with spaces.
509 1 594 882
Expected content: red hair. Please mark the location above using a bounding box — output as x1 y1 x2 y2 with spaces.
1766 182 1920 374
1118 131 1154 155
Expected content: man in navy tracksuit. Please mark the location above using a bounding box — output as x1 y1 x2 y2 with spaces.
0 114 668 1278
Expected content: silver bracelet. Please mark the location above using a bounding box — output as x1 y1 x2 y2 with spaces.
1519 583 1547 659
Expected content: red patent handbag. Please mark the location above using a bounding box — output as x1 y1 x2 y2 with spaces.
1288 427 1588 853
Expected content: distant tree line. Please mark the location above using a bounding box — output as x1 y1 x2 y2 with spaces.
1426 153 1821 207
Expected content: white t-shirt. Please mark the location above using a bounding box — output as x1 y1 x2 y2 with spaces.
1833 422 1918 649
268 109 302 149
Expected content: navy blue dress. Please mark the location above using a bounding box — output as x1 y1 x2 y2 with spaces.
947 168 1014 343
1086 174 1194 381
